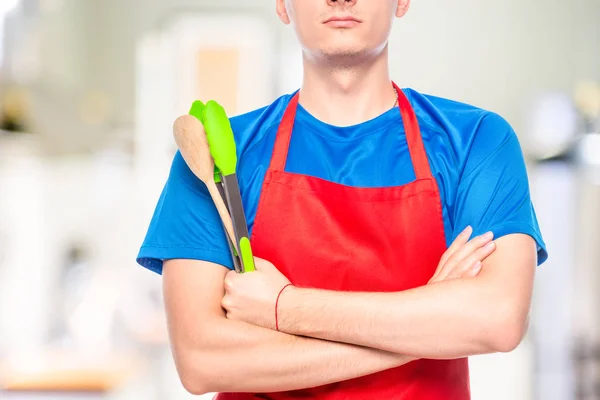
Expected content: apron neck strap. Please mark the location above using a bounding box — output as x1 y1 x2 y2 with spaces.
270 92 299 172
392 82 432 180
269 82 433 180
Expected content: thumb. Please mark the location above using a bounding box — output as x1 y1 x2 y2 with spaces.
253 257 276 272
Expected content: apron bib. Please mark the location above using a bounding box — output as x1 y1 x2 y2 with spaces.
217 83 470 399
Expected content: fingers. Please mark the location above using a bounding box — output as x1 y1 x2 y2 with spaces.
445 241 496 280
430 231 495 283
441 231 493 275
223 270 238 292
253 257 268 271
440 226 473 267
430 226 472 282
252 257 275 271
463 261 483 278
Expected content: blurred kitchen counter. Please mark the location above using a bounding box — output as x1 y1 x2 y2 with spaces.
0 350 142 399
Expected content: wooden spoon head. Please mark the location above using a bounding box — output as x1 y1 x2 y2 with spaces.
173 114 214 184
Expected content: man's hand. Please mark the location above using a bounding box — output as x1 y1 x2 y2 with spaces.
429 226 496 284
222 258 291 329
223 225 497 330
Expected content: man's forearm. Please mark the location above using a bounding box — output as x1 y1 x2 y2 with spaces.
277 277 527 359
275 236 535 359
185 317 415 394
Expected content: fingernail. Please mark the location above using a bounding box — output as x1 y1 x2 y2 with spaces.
472 261 482 273
484 241 496 251
482 231 494 241
462 226 472 236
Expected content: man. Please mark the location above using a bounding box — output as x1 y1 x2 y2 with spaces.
137 0 548 398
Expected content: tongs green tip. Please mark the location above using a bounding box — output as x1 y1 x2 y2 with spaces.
189 100 206 123
189 100 222 183
203 100 237 176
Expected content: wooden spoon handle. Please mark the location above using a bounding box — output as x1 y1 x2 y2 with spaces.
206 180 238 253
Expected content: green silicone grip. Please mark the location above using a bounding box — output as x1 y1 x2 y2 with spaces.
189 100 206 123
203 100 237 176
189 100 223 183
214 167 222 183
239 237 255 273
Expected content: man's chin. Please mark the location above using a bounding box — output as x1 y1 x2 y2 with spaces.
317 47 369 62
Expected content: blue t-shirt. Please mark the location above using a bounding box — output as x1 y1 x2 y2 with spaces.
137 88 548 274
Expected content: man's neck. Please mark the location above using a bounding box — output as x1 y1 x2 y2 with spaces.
298 46 396 127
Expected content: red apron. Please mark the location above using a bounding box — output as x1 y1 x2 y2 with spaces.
217 83 470 399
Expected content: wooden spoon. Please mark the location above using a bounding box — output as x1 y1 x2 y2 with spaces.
173 114 237 251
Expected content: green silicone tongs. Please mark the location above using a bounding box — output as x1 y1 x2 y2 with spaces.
189 100 255 273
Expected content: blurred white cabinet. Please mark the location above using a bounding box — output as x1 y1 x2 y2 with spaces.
134 12 276 179
0 136 50 352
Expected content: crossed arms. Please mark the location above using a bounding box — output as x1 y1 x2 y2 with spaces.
163 230 536 395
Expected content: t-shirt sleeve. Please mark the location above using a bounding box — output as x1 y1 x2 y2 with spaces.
136 152 234 274
451 113 548 266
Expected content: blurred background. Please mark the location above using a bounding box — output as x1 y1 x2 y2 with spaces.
0 0 598 399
